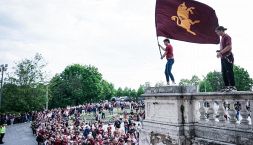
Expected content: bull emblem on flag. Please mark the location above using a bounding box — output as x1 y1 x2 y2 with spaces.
171 2 200 35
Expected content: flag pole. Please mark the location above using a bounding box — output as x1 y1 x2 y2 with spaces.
157 37 162 58
155 0 162 59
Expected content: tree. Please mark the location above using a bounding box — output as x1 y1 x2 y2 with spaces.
127 89 136 101
8 53 47 86
130 89 137 97
137 85 145 97
48 74 68 108
123 87 131 96
100 80 115 101
234 65 253 91
199 65 253 92
198 71 223 92
49 64 103 108
2 53 47 112
179 75 200 86
199 77 214 92
116 87 123 97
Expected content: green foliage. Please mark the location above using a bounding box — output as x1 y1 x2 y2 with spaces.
234 65 253 91
179 75 201 86
137 85 145 97
178 65 253 92
199 77 215 92
2 84 46 112
113 85 144 101
205 71 223 92
2 53 47 112
49 64 103 108
100 80 116 100
49 64 148 108
48 74 67 108
116 87 123 97
198 71 224 92
130 89 137 97
123 87 131 96
199 65 253 92
8 53 46 86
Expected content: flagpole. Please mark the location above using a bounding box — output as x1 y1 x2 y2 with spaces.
155 0 162 59
157 37 162 58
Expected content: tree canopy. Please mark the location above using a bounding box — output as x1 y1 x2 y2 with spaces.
179 65 253 92
49 64 103 108
2 53 47 112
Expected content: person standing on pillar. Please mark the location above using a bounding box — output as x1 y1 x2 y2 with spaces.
159 38 176 85
215 26 237 92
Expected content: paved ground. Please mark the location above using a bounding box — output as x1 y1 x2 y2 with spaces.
4 123 36 145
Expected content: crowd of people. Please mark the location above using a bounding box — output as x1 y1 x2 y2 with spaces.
32 101 145 145
0 112 37 144
0 112 34 125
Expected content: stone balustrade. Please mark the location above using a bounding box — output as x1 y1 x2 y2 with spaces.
195 93 252 126
140 86 253 145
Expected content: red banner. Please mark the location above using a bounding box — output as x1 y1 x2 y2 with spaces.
155 0 220 44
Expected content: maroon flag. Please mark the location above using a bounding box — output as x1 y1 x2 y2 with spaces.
155 0 220 44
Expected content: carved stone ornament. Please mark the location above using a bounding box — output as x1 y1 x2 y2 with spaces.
150 131 178 145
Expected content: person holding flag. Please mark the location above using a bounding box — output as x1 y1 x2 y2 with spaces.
155 0 220 87
159 39 176 85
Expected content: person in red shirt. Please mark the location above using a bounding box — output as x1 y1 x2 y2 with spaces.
159 38 176 85
215 26 236 92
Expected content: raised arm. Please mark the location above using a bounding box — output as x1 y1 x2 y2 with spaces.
159 44 166 51
161 52 166 59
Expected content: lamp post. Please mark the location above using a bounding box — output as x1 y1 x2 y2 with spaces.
46 84 48 110
0 64 8 109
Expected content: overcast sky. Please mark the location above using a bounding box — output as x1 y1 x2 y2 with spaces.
0 0 252 89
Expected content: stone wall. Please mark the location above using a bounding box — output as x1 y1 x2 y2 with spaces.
140 86 253 145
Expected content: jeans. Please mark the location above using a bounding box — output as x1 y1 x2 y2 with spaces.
165 58 175 82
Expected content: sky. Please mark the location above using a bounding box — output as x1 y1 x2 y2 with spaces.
0 0 252 89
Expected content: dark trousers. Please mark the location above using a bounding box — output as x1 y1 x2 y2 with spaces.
102 113 105 119
221 58 235 86
0 133 4 143
165 59 175 82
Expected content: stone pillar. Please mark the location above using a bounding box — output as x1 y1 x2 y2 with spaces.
250 100 253 129
227 100 237 124
207 100 215 122
140 86 197 145
199 100 206 122
217 99 226 123
239 99 249 125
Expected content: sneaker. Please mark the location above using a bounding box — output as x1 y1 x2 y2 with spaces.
228 86 237 92
167 82 170 85
220 87 229 92
171 82 176 86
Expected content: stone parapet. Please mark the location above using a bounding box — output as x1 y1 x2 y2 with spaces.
140 86 253 145
145 86 197 94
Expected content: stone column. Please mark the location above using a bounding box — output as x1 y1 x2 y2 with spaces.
217 99 226 123
207 100 215 122
227 100 237 124
239 100 249 125
250 100 253 129
199 100 206 122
